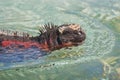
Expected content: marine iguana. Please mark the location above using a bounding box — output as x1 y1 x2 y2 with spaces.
0 23 86 52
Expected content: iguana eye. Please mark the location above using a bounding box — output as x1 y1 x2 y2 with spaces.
63 31 71 35
73 31 79 35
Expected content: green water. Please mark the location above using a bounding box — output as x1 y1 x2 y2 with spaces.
0 0 120 80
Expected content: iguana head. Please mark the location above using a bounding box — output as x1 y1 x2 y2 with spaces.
37 23 86 51
58 24 86 47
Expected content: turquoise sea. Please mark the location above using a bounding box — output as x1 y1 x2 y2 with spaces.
0 0 120 80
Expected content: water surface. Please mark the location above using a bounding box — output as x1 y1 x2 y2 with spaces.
0 0 120 80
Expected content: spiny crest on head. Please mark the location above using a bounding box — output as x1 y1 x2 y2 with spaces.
38 23 58 34
37 23 59 47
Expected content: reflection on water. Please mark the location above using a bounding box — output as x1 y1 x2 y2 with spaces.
0 0 120 80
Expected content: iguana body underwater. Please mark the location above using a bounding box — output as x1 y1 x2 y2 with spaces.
0 23 86 52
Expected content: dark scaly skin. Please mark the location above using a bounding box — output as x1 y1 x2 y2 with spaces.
0 23 86 52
